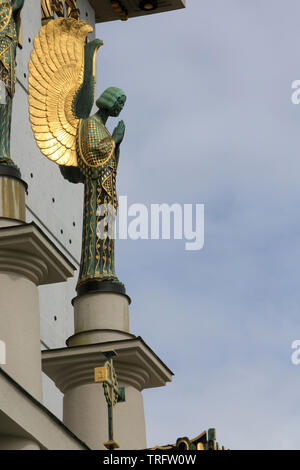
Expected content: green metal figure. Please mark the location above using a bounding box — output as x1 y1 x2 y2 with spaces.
0 0 24 168
60 87 126 293
74 87 126 292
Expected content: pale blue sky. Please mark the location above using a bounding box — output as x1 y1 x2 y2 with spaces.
96 0 300 450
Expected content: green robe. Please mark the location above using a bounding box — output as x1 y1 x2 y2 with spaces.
76 115 119 288
0 1 19 162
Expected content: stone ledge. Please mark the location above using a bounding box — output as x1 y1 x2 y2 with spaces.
42 336 173 392
0 222 76 285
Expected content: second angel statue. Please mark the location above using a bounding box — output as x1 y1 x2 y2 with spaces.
28 18 127 295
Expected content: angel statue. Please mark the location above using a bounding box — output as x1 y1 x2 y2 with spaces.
28 18 127 295
0 0 24 169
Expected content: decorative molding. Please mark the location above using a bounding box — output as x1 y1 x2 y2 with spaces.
42 337 173 393
0 223 76 285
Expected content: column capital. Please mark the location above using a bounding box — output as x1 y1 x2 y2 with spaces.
42 337 173 393
0 222 76 285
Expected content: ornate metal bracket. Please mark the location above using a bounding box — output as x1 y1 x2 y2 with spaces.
94 349 126 450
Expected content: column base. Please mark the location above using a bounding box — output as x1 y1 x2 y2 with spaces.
68 288 132 347
76 279 131 304
0 163 22 180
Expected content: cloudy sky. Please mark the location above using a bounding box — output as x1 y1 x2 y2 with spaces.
96 0 300 450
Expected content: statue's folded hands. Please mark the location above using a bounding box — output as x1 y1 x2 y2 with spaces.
112 120 126 146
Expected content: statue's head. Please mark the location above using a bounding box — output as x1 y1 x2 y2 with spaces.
96 87 126 117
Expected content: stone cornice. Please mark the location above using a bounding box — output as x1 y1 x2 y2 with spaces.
0 222 76 285
42 337 173 392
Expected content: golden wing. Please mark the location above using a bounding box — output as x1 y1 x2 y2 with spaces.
28 18 93 167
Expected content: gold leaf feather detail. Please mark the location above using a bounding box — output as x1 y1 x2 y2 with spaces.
28 18 93 167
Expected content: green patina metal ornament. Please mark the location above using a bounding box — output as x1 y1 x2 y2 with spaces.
94 350 125 450
151 428 227 451
0 0 24 170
